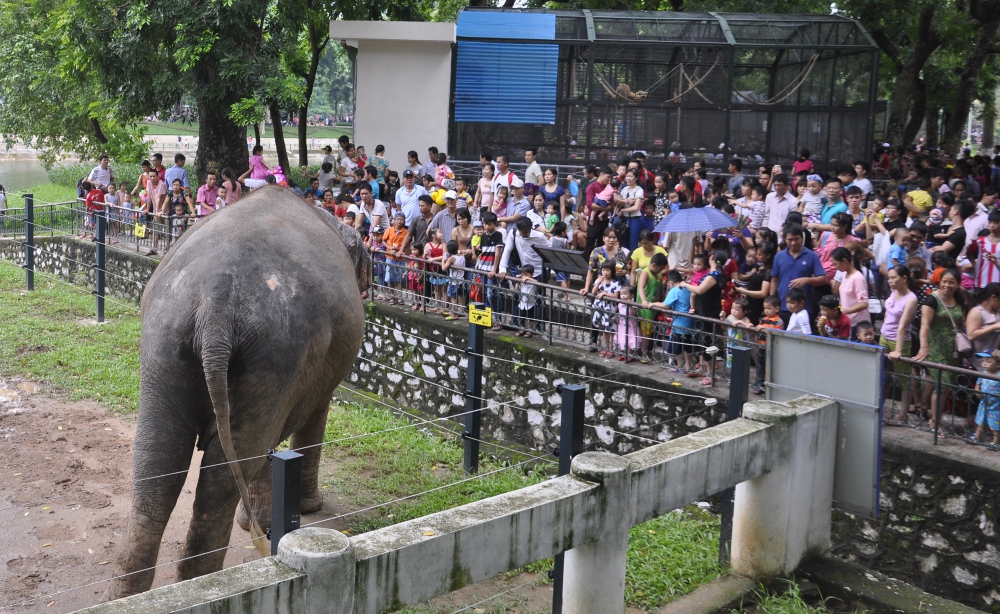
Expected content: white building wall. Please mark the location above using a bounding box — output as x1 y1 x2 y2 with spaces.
353 39 453 172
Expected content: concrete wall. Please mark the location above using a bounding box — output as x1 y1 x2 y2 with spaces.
351 39 453 170
75 396 840 614
0 236 157 304
832 430 1000 612
350 302 729 456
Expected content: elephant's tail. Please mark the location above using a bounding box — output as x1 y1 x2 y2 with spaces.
203 344 271 557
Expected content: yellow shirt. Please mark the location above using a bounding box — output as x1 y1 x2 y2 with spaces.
907 189 933 217
630 245 668 270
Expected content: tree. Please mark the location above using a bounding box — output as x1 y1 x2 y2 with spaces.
0 1 147 167
941 0 1000 153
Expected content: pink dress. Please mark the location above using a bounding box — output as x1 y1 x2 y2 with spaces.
249 155 269 180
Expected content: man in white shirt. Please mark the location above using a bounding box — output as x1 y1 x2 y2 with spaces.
395 170 428 226
87 155 113 191
354 183 387 231
492 153 518 199
339 143 359 191
964 187 998 246
852 161 873 196
763 174 798 233
523 148 542 197
498 217 551 279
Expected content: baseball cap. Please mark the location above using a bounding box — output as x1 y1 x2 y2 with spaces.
817 295 840 309
472 221 483 227
510 176 524 189
371 225 385 234
975 349 1000 359
445 190 457 200
928 209 944 224
402 170 415 178
321 145 333 153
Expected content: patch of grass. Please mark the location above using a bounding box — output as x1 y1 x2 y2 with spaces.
138 121 352 140
322 399 723 610
0 260 141 412
735 581 866 614
6 183 78 207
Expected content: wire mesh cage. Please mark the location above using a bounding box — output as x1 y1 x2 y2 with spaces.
450 8 878 171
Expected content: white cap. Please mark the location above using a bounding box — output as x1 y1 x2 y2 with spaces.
510 176 524 189
445 190 457 200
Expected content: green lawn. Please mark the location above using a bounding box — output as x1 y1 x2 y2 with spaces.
0 257 723 611
6 183 78 207
139 121 352 140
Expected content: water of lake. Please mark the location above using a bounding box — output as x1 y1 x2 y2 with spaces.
0 160 50 192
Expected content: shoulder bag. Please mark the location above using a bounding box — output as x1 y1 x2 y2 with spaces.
937 291 971 358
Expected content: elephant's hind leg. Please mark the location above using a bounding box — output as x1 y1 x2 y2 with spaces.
292 399 333 514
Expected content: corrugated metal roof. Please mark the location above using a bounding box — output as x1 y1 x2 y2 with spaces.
457 11 555 40
454 41 559 124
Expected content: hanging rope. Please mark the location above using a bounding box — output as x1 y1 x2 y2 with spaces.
730 53 820 106
590 53 721 104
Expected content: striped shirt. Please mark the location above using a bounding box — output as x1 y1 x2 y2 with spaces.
475 230 505 273
974 235 1000 288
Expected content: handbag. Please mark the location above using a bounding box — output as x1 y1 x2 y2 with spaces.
937 291 972 358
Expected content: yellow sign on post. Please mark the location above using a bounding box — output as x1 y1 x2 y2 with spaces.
468 304 492 328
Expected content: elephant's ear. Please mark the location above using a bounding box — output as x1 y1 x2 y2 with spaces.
331 217 373 293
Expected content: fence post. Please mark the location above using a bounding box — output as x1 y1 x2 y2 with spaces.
463 302 486 475
95 210 106 323
23 194 34 291
552 383 585 614
718 346 751 566
270 450 303 556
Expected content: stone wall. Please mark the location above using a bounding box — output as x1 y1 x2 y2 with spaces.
832 429 1000 612
350 302 729 456
0 236 157 304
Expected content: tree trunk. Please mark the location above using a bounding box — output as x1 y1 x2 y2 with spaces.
881 6 942 147
268 102 292 183
984 112 996 150
254 123 261 148
942 2 1000 154
901 78 927 148
195 95 249 185
925 108 940 149
297 23 327 168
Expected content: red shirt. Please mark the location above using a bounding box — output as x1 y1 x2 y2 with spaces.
85 189 105 212
820 312 852 339
585 180 606 215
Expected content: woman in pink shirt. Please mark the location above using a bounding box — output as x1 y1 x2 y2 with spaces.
830 246 870 327
221 167 241 205
249 145 269 180
791 148 814 175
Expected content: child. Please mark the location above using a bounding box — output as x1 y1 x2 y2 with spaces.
384 170 401 205
746 185 767 230
544 202 560 231
120 191 135 235
106 182 120 237
82 181 104 239
659 270 694 373
406 244 424 309
637 252 669 362
441 239 466 320
492 185 510 224
343 211 357 228
383 213 409 304
368 226 388 296
516 264 539 337
215 186 227 212
424 228 449 314
816 294 851 339
929 251 951 285
854 320 876 345
888 228 909 270
725 297 752 369
799 174 825 224
689 253 709 286
591 261 621 358
454 177 471 210
170 201 189 245
249 145 269 180
785 287 811 334
738 247 758 282
616 285 639 362
754 295 785 394
566 174 580 208
970 349 1000 450
640 201 657 234
590 178 621 225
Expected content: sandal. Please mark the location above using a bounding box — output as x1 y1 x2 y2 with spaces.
700 377 713 386
523 332 532 338
492 325 502 332
515 331 524 337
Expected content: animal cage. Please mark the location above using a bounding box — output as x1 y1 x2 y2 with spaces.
449 8 879 171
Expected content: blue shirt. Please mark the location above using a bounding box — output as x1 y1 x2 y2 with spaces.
819 201 847 225
664 286 693 332
369 180 380 200
887 243 907 270
164 165 189 189
771 247 825 312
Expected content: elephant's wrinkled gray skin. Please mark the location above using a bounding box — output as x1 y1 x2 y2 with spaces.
103 187 369 600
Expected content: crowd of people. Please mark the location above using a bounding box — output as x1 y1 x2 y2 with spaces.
74 137 1000 447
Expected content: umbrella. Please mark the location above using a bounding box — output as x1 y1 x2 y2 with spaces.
653 206 736 233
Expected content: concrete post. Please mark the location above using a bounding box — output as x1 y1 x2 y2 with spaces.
562 452 632 614
730 398 839 578
277 527 356 614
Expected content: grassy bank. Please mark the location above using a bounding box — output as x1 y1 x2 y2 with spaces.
139 121 351 140
6 183 78 207
0 257 724 611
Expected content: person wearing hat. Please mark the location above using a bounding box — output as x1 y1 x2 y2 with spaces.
815 295 851 340
971 348 1000 448
498 176 531 227
428 190 460 244
395 169 428 226
321 145 338 169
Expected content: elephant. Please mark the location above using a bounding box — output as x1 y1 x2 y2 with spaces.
103 186 371 600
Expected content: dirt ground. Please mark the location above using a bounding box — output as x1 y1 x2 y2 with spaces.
0 376 639 614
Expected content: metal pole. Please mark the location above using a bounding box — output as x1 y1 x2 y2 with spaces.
24 194 34 291
95 210 106 323
933 368 942 446
269 450 303 556
718 346 751 566
552 383 586 614
463 303 486 475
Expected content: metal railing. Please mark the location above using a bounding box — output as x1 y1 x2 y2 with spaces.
369 249 756 386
